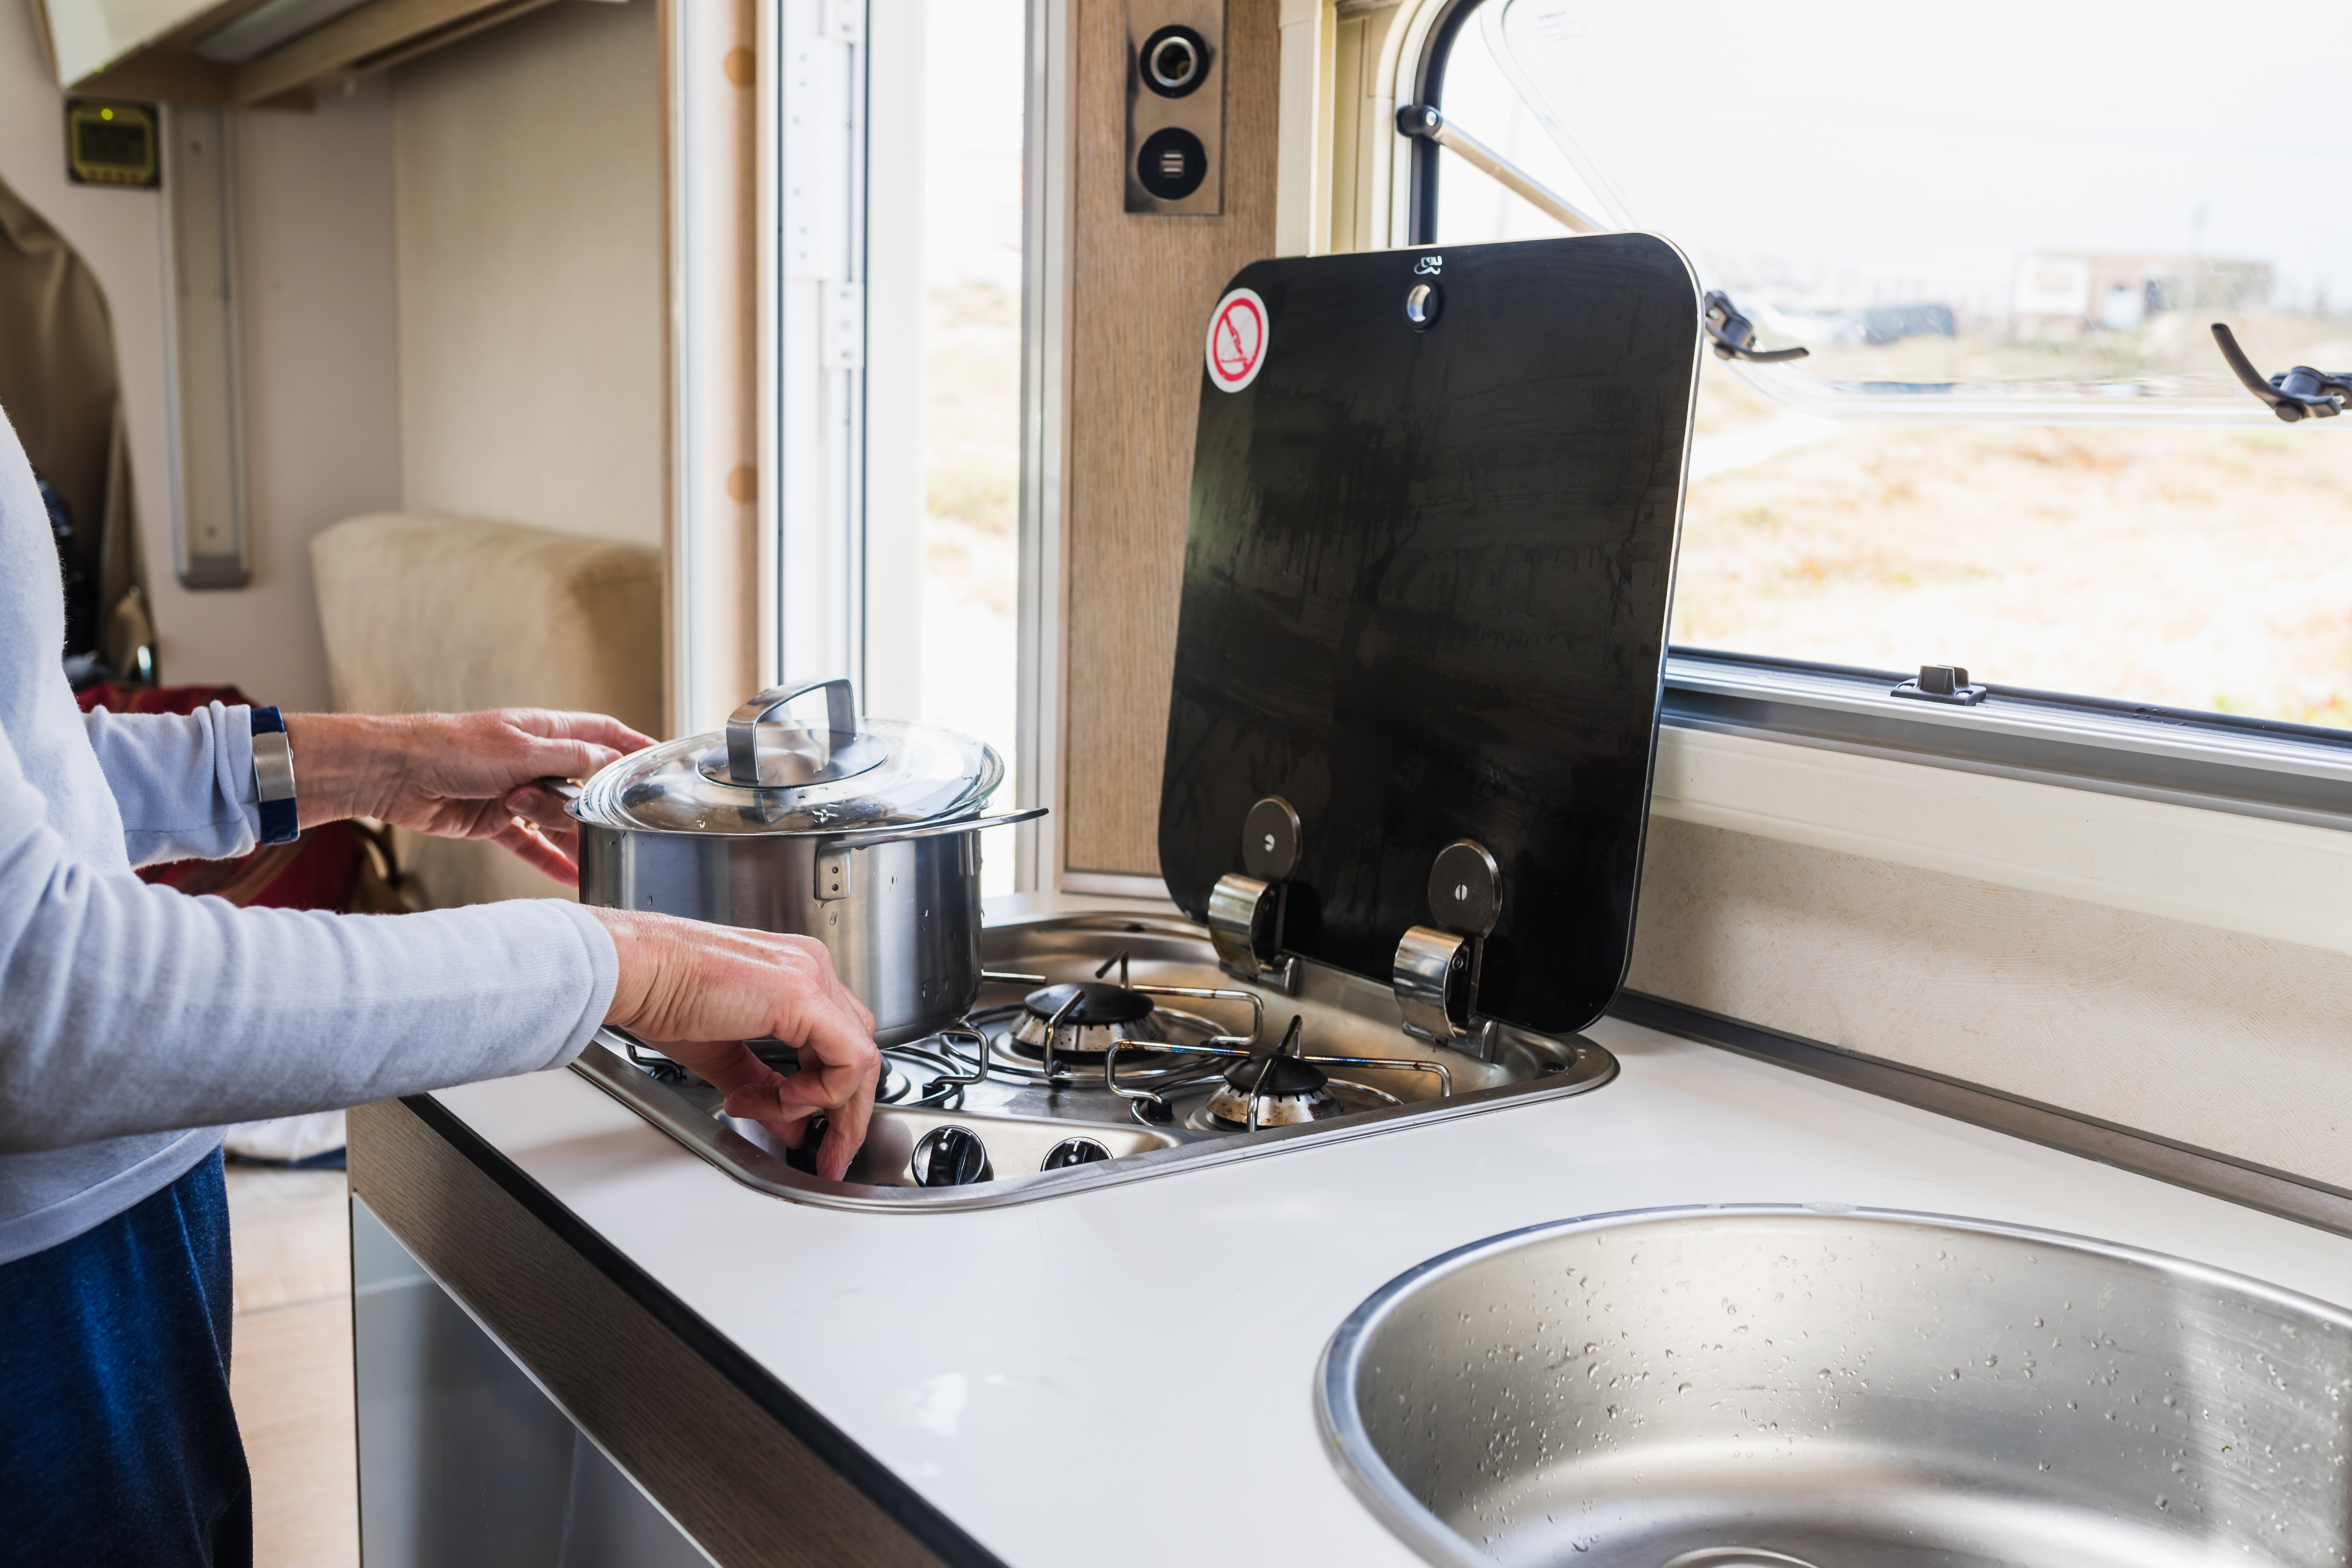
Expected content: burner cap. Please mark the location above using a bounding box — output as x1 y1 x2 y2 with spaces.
1023 981 1156 1027
1222 1053 1330 1097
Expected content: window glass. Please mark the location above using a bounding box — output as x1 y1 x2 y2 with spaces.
1436 2 2352 724
1469 0 2352 419
920 0 1025 888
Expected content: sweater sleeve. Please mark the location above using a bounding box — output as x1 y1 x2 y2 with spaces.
0 722 618 1154
81 701 261 867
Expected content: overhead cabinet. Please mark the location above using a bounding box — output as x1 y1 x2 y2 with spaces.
32 0 618 109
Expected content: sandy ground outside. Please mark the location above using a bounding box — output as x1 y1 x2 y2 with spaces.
1678 355 2352 724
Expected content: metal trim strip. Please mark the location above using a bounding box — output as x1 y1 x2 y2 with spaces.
1666 649 2352 833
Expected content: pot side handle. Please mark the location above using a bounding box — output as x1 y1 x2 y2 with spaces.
816 805 1048 848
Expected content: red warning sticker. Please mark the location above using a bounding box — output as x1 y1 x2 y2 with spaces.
1205 287 1269 393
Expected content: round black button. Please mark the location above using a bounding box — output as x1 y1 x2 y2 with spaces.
913 1124 993 1187
1428 839 1500 935
1041 1137 1113 1171
1137 127 1208 201
1140 26 1209 98
1241 795 1302 880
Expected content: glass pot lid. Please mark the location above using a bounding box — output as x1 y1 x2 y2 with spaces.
570 677 1002 837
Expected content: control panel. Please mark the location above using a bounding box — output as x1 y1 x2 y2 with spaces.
1124 0 1224 215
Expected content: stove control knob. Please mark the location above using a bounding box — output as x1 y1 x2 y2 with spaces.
1041 1137 1113 1171
912 1124 993 1187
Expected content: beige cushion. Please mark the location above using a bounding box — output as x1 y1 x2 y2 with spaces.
311 512 661 908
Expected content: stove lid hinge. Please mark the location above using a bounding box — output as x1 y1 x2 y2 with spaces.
1393 839 1502 1054
1207 796 1307 995
1207 874 1300 996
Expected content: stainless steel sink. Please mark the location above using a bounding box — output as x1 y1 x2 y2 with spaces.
1317 1206 2352 1568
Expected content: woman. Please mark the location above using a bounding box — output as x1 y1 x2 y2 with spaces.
0 410 880 1563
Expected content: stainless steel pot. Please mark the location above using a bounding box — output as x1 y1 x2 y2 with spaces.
571 678 1042 1045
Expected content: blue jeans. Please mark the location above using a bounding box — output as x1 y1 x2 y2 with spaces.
0 1148 251 1566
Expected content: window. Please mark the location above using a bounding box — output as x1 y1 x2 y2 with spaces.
911 0 1026 892
779 0 1032 893
1426 1 2352 727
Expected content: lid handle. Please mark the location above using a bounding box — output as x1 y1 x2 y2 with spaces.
726 677 858 786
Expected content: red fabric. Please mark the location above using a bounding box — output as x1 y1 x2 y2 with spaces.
72 682 361 912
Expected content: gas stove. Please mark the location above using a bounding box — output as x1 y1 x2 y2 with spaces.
572 908 1617 1210
563 240 1703 1211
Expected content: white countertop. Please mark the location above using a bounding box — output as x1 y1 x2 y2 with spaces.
421 898 2352 1568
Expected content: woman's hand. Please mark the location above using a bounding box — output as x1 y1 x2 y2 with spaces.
284 709 653 885
590 909 881 1181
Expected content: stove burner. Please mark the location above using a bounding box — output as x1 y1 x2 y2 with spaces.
1010 980 1169 1062
1207 1053 1344 1128
1204 1017 1346 1129
1022 981 1156 1028
1222 1053 1329 1095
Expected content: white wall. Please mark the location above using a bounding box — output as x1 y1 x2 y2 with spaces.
228 83 403 712
1628 814 2352 1192
391 0 664 548
0 3 402 713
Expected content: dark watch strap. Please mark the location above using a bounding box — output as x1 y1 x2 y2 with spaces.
250 705 300 846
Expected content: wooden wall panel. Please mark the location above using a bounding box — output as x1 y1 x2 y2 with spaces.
1062 0 1283 878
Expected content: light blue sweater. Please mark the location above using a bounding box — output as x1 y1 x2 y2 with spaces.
0 411 618 1264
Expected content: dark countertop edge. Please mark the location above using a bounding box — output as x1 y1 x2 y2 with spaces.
1610 991 2352 1242
396 1092 1013 1568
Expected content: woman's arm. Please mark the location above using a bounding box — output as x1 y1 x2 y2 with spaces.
88 701 654 879
38 706 881 1177
282 707 648 884
0 794 880 1177
0 780 618 1152
82 701 262 867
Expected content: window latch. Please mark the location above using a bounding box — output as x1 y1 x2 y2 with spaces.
2212 323 2352 424
1704 291 1809 365
1392 103 1811 368
1892 664 1986 707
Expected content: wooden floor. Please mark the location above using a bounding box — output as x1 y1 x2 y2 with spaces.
226 1166 360 1568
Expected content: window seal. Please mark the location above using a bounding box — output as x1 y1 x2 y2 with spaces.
1665 648 2352 834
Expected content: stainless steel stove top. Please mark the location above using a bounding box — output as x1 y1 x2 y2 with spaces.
572 910 1617 1210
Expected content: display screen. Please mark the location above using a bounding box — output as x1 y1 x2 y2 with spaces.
65 100 158 188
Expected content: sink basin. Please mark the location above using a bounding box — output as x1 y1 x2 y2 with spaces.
1317 1206 2352 1568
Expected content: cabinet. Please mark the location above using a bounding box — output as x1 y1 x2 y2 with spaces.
32 0 609 109
352 1199 711 1567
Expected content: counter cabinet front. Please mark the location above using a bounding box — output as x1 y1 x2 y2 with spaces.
346 1097 1002 1568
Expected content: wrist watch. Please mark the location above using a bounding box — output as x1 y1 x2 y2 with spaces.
250 706 300 846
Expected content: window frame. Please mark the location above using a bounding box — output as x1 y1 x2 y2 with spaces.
768 0 871 699
1396 0 2352 820
734 0 1057 891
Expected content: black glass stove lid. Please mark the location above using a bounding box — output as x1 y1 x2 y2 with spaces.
1157 234 1700 1036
